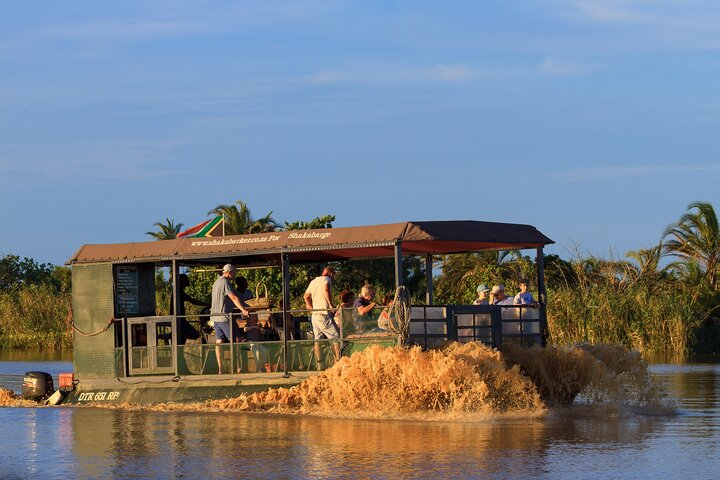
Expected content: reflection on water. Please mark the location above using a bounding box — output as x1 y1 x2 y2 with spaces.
0 403 675 480
0 349 72 362
2 357 720 479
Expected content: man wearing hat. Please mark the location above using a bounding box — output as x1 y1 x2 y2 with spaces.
490 284 514 305
211 263 250 374
473 284 490 305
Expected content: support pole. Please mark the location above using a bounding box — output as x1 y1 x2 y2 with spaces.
394 242 403 288
171 260 180 377
536 247 548 346
425 253 433 305
281 252 290 375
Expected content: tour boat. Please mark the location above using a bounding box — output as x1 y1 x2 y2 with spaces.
43 220 552 405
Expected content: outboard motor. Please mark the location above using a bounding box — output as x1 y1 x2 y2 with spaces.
22 371 54 401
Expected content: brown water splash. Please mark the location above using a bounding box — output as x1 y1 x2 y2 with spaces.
0 388 35 407
23 342 667 418
500 343 666 409
212 343 544 417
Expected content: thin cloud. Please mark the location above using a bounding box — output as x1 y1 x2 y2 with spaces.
540 57 598 76
552 165 720 182
561 0 652 23
40 20 208 42
305 64 478 86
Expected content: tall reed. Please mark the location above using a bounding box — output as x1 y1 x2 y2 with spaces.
546 281 704 356
0 286 72 349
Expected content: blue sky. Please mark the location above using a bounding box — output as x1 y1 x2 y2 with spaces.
1 0 719 266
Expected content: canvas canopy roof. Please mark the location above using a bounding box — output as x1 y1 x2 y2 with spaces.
67 220 554 266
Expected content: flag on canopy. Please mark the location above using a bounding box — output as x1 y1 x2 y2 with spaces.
177 215 225 238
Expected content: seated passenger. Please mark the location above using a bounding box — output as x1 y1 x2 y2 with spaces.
490 284 513 305
377 293 394 331
336 289 355 332
473 284 490 305
513 278 538 307
244 314 270 372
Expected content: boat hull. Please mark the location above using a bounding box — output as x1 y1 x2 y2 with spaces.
59 371 315 405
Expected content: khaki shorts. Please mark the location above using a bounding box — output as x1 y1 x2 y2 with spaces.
311 313 339 339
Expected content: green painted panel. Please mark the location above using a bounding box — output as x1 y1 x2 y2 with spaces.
72 263 116 378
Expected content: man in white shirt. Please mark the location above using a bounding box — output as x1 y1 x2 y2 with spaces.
303 266 340 367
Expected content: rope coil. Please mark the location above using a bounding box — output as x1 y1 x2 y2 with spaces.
385 285 411 343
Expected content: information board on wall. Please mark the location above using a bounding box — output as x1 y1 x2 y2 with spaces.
116 266 139 314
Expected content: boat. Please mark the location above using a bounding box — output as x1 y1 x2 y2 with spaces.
50 220 553 405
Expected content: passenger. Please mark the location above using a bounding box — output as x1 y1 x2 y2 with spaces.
269 298 287 339
338 289 355 310
303 266 341 367
490 284 513 305
473 284 490 305
377 293 394 331
336 289 355 332
513 278 538 307
211 264 250 374
352 284 377 333
244 314 270 372
235 276 254 303
169 273 209 344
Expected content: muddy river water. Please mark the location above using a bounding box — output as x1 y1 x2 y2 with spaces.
1 349 718 479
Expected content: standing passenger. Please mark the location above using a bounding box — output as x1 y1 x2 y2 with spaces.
211 264 250 374
303 266 340 367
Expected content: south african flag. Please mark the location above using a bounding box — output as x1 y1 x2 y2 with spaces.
177 215 224 238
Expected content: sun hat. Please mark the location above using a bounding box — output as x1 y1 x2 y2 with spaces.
222 263 236 273
476 284 490 294
491 284 505 294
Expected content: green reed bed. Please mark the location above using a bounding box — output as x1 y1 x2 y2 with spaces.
547 283 704 356
0 286 72 350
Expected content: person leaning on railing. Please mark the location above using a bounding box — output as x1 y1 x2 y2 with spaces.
352 284 377 333
513 278 539 308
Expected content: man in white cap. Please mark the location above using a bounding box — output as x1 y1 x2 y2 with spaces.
211 263 250 374
490 284 514 305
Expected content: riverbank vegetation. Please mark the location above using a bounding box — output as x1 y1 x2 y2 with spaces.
2 200 719 356
0 255 72 349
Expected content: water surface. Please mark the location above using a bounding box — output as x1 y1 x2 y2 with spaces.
1 357 719 479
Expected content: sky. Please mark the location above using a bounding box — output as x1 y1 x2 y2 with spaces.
1 0 719 266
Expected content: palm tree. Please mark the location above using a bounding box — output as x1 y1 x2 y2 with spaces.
208 200 279 235
663 201 720 290
146 218 184 240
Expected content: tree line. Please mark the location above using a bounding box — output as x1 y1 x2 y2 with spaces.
1 200 719 355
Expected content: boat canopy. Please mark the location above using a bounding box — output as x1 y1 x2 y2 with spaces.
67 220 554 266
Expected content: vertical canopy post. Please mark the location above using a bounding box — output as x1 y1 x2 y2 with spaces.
281 252 290 375
536 247 548 346
425 253 433 305
171 260 179 377
394 242 403 288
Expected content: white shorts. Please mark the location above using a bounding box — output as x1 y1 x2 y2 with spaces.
311 313 339 339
